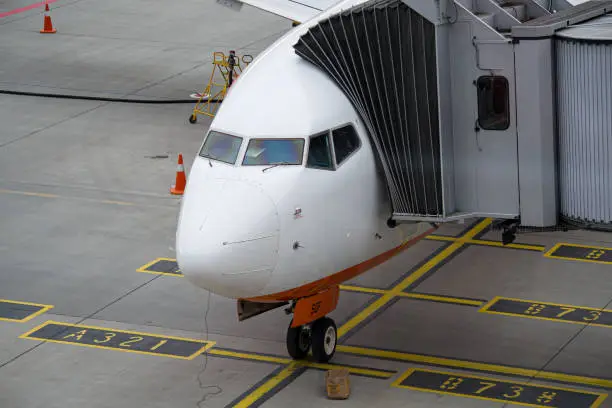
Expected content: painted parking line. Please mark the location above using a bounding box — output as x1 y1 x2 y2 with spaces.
228 362 305 408
0 0 58 18
426 235 546 252
209 348 396 379
337 344 612 389
0 299 53 322
544 243 612 265
20 321 214 360
393 368 607 408
136 258 182 277
339 285 485 307
479 297 612 328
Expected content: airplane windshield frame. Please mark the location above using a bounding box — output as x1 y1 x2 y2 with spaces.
199 130 243 165
241 138 305 166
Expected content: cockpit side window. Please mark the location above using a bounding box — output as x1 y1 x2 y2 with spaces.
199 130 243 165
242 139 304 165
332 124 361 165
306 132 334 170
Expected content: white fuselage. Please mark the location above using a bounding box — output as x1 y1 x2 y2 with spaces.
175 0 427 300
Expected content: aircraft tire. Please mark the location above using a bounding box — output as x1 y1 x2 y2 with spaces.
286 320 310 360
311 317 336 363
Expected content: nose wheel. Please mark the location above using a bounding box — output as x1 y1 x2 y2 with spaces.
286 316 337 363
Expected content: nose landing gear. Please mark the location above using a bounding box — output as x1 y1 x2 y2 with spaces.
286 316 337 363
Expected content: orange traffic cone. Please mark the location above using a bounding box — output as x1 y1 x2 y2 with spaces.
170 154 186 195
40 3 56 34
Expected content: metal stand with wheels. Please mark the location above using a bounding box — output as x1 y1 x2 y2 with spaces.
188 51 253 123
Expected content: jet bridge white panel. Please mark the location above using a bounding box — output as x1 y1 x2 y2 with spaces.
555 15 612 228
293 0 444 219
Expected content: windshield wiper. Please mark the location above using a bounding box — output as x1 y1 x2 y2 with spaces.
262 161 291 172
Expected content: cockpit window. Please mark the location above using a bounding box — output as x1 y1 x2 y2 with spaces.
242 139 304 165
306 132 333 170
332 124 360 165
199 130 243 164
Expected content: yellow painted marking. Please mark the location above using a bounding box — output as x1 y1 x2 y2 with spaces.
392 367 608 408
208 349 291 365
337 218 493 339
232 362 300 408
480 296 612 314
19 320 215 360
339 285 386 295
465 239 545 251
0 188 174 208
338 344 612 389
0 298 54 323
101 200 134 206
426 235 457 242
339 286 484 306
295 361 394 378
427 235 545 251
399 293 484 307
0 188 58 198
544 242 612 265
135 257 183 277
479 296 612 329
209 349 393 378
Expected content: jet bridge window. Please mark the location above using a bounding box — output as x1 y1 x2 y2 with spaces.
199 130 243 165
306 132 333 170
242 138 304 165
477 76 510 130
332 124 361 165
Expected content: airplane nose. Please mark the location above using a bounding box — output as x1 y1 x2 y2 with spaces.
176 177 279 299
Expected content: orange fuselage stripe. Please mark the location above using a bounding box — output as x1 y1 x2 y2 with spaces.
245 225 437 302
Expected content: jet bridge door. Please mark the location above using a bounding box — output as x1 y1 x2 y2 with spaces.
448 22 520 219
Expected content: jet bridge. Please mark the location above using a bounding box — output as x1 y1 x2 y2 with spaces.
294 0 612 229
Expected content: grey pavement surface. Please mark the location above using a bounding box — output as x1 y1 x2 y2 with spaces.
2 0 612 407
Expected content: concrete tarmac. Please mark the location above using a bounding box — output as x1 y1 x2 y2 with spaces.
2 0 612 407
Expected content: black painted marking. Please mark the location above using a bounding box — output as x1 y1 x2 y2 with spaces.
251 366 308 408
398 369 606 407
335 291 382 336
411 292 487 304
144 259 181 275
470 240 546 251
385 241 453 290
338 297 401 345
481 298 612 327
547 244 612 264
407 244 470 291
469 218 490 240
338 344 612 390
223 366 290 408
23 322 212 359
0 301 46 321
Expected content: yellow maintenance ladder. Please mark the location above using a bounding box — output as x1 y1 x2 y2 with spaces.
189 51 253 123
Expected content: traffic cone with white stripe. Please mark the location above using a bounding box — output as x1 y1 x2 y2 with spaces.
40 2 56 34
170 153 186 195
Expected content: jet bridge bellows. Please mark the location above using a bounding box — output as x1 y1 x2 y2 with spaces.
293 0 443 218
